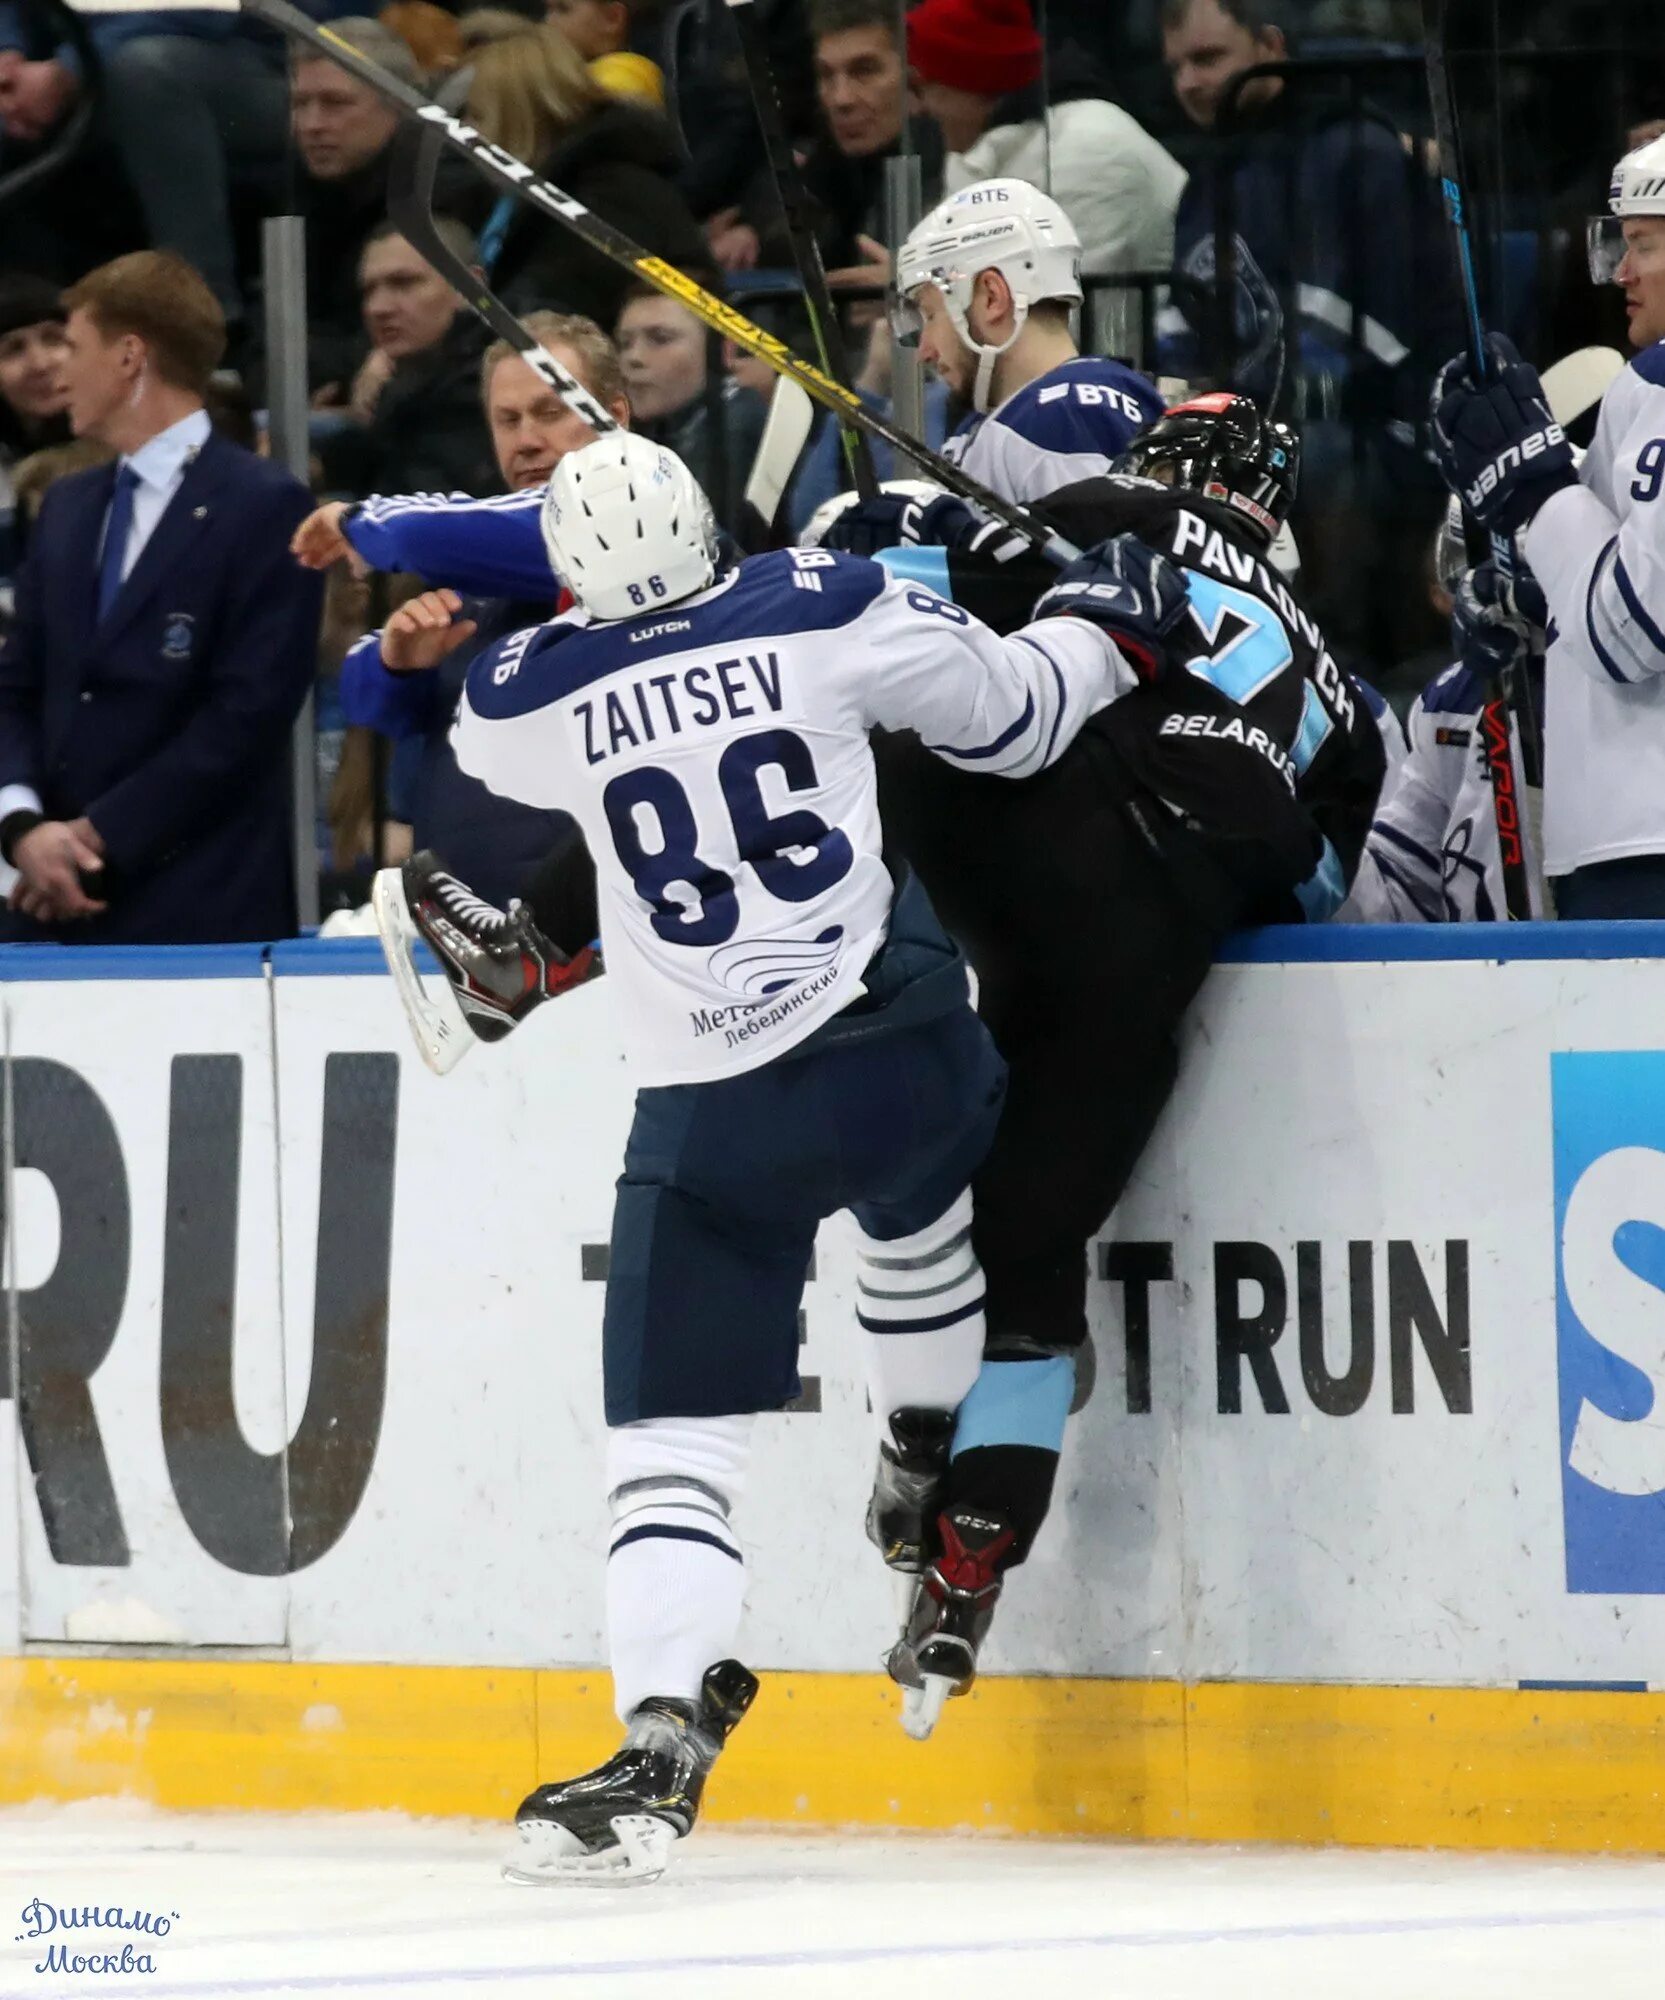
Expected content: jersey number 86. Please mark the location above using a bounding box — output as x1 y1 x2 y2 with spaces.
604 728 854 945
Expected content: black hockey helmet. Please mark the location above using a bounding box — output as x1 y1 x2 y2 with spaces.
1117 393 1301 546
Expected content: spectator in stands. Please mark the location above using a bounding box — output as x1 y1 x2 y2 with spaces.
668 0 811 239
615 284 765 530
713 0 941 276
464 22 707 326
328 312 629 905
291 19 416 405
544 0 668 110
733 0 941 275
0 252 322 944
1160 0 1284 137
1156 0 1454 681
905 0 1186 283
0 277 69 596
323 220 499 500
0 3 340 343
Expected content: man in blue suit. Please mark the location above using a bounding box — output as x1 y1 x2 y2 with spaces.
0 250 323 944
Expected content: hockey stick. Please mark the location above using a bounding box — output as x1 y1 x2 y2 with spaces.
393 122 821 548
741 375 817 540
242 0 1081 566
1420 0 1532 919
724 0 878 501
388 124 624 441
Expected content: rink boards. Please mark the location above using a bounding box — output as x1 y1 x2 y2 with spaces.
2 924 1665 1849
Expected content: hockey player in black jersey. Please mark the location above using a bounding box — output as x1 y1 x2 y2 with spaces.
825 394 1387 1731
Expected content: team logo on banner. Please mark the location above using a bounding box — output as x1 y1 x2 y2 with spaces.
1552 1050 1665 1592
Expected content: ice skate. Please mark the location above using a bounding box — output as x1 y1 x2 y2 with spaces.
888 1503 1016 1741
373 850 598 1075
865 1407 956 1574
503 1660 758 1886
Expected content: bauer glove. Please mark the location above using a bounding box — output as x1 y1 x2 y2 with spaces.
1429 332 1578 537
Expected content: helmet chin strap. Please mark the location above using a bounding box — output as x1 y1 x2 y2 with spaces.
948 281 1031 414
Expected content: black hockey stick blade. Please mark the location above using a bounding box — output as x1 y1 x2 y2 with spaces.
388 123 622 438
1420 0 1533 916
1420 0 1488 379
725 0 877 500
239 0 1080 566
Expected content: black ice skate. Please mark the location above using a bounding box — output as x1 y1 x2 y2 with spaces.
503 1660 759 1886
865 1407 956 1573
373 851 599 1075
887 1504 1016 1741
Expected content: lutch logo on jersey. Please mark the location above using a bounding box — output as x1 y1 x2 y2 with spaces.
1552 1051 1665 1592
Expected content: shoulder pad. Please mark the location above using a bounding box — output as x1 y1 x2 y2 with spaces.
1629 341 1665 390
995 360 1163 453
1417 661 1486 718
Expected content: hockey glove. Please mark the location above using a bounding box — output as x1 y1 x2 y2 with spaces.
1429 332 1578 537
823 489 1029 561
1032 534 1192 680
1452 558 1549 681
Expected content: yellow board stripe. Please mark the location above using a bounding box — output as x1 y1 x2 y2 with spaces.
2 1657 1663 1853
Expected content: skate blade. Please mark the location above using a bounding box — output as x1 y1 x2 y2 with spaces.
501 1812 676 1888
900 1673 957 1742
372 867 473 1077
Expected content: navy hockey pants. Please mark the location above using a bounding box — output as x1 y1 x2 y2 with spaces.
603 1002 1006 1425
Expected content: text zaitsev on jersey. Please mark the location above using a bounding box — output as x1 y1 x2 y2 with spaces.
575 652 785 765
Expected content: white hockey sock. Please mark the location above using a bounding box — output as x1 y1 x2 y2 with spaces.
605 1414 753 1723
856 1190 986 1427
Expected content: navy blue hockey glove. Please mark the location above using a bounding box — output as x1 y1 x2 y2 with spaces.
1033 534 1192 681
1452 558 1549 681
1429 332 1578 537
822 489 1028 561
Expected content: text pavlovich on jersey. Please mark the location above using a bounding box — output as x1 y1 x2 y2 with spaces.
15 1897 178 1977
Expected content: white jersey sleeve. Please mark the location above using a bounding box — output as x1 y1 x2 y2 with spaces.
1523 341 1665 874
1527 346 1665 688
449 549 1124 1085
1342 664 1540 922
857 570 1132 778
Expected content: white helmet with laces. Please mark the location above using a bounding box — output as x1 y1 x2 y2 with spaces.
891 179 1082 414
541 433 719 623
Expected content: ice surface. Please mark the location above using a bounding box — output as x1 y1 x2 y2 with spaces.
1 1802 1662 2000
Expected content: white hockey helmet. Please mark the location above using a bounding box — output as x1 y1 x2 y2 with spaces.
892 179 1082 413
1589 133 1665 283
540 432 719 621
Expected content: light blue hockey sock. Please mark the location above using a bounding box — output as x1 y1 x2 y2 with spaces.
949 1355 1075 1459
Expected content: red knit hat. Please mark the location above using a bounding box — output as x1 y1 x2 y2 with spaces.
906 0 1042 99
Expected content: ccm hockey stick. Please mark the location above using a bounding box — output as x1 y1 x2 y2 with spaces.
242 0 1081 565
1420 0 1533 918
724 0 878 501
390 123 815 546
387 124 624 438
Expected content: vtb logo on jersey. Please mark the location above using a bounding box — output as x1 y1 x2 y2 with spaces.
1552 1051 1665 1592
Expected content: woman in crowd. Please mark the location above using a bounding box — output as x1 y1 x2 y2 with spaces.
614 283 766 533
464 21 707 327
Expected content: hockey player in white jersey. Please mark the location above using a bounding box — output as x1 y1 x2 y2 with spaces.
1346 543 1545 922
826 179 1165 566
377 431 1192 1879
1430 134 1665 918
